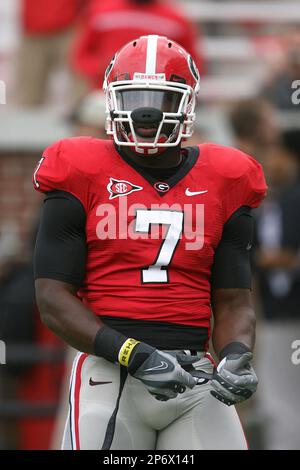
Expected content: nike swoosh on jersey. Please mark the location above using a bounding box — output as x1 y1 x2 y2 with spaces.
144 361 169 372
89 378 112 386
185 189 208 196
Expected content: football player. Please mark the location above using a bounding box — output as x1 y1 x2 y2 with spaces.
33 35 267 450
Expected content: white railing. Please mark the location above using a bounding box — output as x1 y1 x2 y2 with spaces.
183 1 300 23
200 75 261 100
203 37 257 61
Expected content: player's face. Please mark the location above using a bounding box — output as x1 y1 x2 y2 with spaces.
116 88 183 142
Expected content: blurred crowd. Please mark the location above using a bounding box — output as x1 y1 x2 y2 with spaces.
0 0 299 450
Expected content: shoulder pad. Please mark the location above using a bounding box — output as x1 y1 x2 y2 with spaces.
199 143 267 219
33 137 111 210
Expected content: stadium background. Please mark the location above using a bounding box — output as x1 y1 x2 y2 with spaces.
0 0 299 450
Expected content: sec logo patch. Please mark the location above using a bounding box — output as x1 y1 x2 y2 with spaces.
107 178 143 199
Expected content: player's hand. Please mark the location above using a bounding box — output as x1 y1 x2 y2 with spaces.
210 352 258 406
128 344 197 401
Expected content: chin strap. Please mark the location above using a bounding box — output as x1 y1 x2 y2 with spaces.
134 146 159 155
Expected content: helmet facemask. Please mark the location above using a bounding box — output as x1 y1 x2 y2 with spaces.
104 79 196 154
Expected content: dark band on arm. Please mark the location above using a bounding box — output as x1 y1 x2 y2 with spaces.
34 190 87 287
211 206 253 289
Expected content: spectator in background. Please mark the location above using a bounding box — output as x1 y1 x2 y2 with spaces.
69 90 107 138
71 0 204 90
229 98 279 162
15 0 88 107
282 129 300 173
262 28 300 111
253 138 300 449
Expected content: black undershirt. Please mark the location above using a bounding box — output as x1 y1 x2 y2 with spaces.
134 154 186 181
34 191 87 287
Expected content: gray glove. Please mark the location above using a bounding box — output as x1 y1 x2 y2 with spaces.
210 352 258 406
128 346 197 401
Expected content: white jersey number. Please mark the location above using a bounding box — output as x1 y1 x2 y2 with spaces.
135 209 184 283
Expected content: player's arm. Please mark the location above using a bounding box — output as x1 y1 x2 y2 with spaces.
34 191 196 400
210 206 258 406
212 288 255 356
34 190 102 353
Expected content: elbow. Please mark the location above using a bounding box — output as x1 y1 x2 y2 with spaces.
34 279 63 330
38 306 55 330
35 287 55 329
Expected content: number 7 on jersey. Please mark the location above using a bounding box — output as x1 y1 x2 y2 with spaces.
135 209 184 284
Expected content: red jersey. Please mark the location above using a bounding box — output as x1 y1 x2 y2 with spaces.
33 138 266 348
71 0 204 86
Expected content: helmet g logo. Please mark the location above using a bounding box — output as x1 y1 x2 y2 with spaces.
103 54 117 90
188 55 200 94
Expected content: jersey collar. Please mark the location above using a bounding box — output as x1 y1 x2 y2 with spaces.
115 144 199 197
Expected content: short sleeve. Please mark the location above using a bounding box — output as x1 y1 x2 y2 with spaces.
33 139 89 211
223 155 267 222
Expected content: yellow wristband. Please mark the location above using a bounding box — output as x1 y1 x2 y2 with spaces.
118 338 141 367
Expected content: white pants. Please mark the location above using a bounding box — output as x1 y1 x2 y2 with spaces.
62 352 248 450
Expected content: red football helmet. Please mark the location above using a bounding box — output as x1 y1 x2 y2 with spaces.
103 35 200 155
